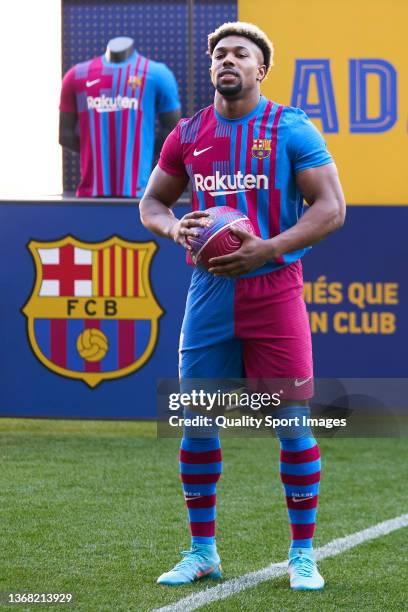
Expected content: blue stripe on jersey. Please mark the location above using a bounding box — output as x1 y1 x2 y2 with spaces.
67 319 84 372
212 160 226 206
123 55 142 196
237 122 249 215
228 125 240 211
100 319 118 371
88 111 98 196
99 109 110 194
35 319 50 359
196 190 206 210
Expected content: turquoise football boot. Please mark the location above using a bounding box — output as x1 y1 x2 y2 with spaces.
157 543 222 586
288 548 325 590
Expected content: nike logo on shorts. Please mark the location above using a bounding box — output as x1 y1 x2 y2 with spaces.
294 377 312 387
193 146 213 157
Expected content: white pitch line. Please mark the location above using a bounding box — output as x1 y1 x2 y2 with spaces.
153 513 408 612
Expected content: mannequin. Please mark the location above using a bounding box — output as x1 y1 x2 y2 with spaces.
105 36 135 63
59 37 180 197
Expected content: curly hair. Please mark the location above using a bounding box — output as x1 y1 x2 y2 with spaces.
208 21 274 76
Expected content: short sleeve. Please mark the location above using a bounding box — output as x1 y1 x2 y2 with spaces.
288 109 333 174
158 121 188 179
60 66 77 113
155 63 181 114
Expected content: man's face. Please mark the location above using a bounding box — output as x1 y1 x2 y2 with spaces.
210 35 266 99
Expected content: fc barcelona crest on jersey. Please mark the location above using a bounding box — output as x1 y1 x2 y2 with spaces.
128 75 142 90
251 138 272 159
23 237 163 388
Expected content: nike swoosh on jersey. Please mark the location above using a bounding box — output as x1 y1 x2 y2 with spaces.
294 377 312 387
86 78 101 87
193 146 213 157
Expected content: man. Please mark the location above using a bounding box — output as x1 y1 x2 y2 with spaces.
140 21 345 590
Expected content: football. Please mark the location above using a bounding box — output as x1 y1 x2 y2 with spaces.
188 206 255 270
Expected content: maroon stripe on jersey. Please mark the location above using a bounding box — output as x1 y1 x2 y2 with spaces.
131 58 149 196
50 319 67 368
108 112 116 195
185 494 216 509
180 473 221 484
281 471 321 486
286 495 318 510
190 521 215 537
180 449 222 464
269 105 284 263
280 445 320 464
115 68 122 96
291 523 315 540
191 190 200 212
84 319 101 372
93 111 104 194
252 101 274 236
118 63 132 194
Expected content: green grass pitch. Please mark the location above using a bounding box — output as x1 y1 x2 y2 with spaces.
1 418 407 611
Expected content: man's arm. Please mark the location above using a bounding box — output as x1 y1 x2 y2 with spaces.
139 166 209 249
208 162 346 276
266 162 346 257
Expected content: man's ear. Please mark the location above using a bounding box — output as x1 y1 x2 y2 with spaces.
257 64 267 81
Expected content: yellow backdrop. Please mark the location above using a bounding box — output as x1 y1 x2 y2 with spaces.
238 0 407 204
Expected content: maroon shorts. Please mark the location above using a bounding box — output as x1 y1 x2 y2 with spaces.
180 260 313 400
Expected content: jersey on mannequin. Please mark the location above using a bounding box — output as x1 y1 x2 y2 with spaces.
59 37 181 198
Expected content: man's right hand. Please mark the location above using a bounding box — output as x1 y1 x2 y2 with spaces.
170 211 210 250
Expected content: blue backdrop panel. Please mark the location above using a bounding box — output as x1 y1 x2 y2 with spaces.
0 204 406 419
303 206 407 377
0 202 191 419
193 0 238 111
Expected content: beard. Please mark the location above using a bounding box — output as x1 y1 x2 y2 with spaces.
216 79 243 98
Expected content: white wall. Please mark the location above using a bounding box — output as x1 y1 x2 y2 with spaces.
0 0 62 197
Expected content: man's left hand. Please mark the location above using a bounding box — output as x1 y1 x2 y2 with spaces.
208 227 270 277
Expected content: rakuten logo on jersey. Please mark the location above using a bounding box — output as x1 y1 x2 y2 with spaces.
194 171 268 197
87 95 138 113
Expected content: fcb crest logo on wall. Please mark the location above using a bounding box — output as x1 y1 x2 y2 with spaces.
23 237 163 388
251 139 272 159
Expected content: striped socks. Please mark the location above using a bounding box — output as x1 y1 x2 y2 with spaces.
179 436 222 546
279 434 321 551
274 405 321 552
